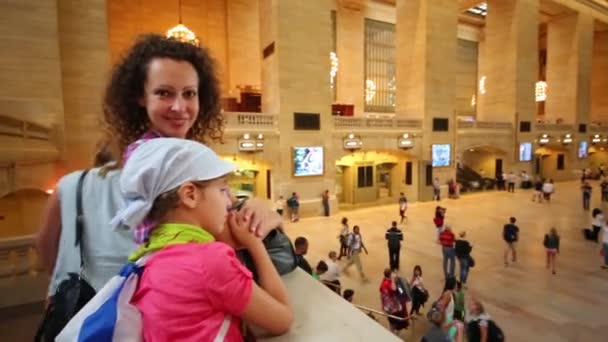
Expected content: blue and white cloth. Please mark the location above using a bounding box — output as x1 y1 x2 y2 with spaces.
56 257 149 342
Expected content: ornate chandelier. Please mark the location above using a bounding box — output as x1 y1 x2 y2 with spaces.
166 0 199 46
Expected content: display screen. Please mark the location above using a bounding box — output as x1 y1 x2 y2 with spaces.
578 141 588 159
519 142 532 162
293 146 324 176
431 144 451 167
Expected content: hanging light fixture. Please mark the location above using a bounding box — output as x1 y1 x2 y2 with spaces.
166 0 199 46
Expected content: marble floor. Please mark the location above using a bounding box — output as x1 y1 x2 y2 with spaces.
1 180 607 341
286 180 608 341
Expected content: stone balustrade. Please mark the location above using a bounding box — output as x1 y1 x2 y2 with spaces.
0 235 41 278
0 115 53 141
589 123 608 133
457 120 513 130
223 112 278 131
333 116 422 131
534 123 575 132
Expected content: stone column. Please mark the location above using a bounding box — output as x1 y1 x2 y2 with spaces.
477 0 538 125
57 0 110 171
545 13 593 124
395 0 458 198
259 0 334 216
336 4 364 115
227 0 261 95
591 30 608 123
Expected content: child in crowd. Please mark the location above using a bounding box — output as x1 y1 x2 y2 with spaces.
453 281 466 320
410 265 428 316
275 196 285 217
434 206 446 240
544 228 560 275
62 138 293 341
314 260 328 281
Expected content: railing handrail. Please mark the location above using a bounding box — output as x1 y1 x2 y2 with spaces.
0 234 36 250
353 304 411 321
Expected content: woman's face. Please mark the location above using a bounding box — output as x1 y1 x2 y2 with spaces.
139 58 199 138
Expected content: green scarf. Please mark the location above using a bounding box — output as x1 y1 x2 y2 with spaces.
129 223 215 261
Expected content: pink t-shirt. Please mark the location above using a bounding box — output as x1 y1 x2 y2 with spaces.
131 242 253 341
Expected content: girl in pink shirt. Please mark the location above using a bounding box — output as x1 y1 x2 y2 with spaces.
112 138 293 341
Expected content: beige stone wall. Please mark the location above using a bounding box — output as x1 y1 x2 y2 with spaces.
0 190 49 238
336 5 364 115
591 31 608 122
545 13 593 124
477 0 538 124
58 0 110 171
455 39 478 116
539 148 578 181
107 0 230 93
227 0 261 94
462 150 508 178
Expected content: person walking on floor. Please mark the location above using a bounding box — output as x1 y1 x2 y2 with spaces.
385 221 403 271
601 223 608 269
503 217 519 266
287 192 300 222
338 217 350 260
601 178 608 203
275 195 284 217
322 189 330 217
439 225 456 278
433 177 441 201
542 179 555 203
584 208 604 242
398 193 408 224
434 206 446 241
581 181 592 211
507 172 516 193
343 225 369 281
455 231 473 287
409 265 428 316
543 228 560 275
532 177 544 203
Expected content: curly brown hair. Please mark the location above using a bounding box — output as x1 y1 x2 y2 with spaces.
103 34 223 157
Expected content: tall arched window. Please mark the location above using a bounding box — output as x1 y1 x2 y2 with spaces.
364 19 395 113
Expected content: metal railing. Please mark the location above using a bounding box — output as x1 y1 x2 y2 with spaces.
0 234 42 277
353 304 412 321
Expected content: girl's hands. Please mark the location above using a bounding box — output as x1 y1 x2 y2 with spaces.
228 212 263 250
237 198 283 238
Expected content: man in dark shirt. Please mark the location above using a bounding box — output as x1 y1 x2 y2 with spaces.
503 217 519 266
385 221 404 271
455 231 473 286
294 236 312 274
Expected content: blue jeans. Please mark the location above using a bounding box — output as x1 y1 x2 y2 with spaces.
442 247 456 278
458 257 470 284
603 243 608 266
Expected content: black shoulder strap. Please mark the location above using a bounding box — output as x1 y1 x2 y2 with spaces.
75 169 91 267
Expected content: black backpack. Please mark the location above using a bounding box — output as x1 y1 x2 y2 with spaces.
467 318 505 342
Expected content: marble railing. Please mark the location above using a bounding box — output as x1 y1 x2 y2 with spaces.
0 235 41 278
0 236 399 340
223 112 278 131
333 116 422 130
457 120 513 130
534 123 575 132
0 115 53 141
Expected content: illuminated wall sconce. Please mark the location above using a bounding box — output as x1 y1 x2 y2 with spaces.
538 134 550 145
561 133 573 145
479 76 487 95
238 133 264 152
343 133 363 150
592 134 602 144
398 133 414 149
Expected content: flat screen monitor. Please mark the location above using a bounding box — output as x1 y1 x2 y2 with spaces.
431 144 451 167
519 142 532 162
578 141 588 159
293 146 324 176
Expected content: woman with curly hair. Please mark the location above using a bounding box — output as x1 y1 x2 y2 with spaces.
37 35 281 337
